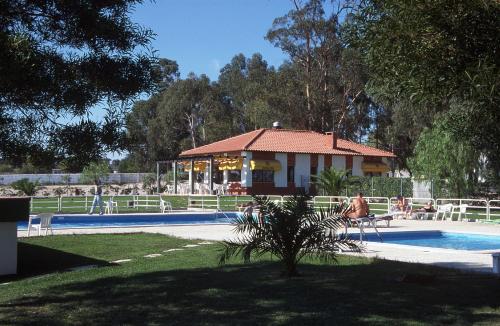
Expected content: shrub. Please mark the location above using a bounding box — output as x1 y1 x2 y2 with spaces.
11 178 39 196
219 194 360 277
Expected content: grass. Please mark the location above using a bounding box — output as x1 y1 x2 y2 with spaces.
1 234 499 325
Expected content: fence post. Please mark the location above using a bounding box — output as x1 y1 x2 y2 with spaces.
371 177 374 197
30 197 33 213
487 200 490 221
58 196 62 212
400 178 403 196
217 195 220 210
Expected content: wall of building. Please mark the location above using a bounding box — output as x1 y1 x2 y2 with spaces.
332 156 346 170
294 154 310 191
274 153 287 187
352 156 364 176
240 151 252 188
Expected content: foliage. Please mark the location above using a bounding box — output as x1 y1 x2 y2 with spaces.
408 122 480 198
345 0 499 179
11 178 39 196
0 0 158 165
142 174 156 194
80 162 110 185
126 74 236 169
313 168 350 196
219 194 360 277
346 176 412 198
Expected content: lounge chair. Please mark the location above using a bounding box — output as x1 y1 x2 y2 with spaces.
27 213 54 236
451 204 468 221
434 204 453 220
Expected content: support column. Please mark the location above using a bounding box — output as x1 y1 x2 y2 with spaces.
173 161 178 194
156 161 160 194
189 160 195 194
209 157 214 194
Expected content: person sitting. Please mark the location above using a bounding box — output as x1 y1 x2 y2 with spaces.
343 192 370 220
392 195 411 218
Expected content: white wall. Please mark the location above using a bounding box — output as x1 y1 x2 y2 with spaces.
274 153 288 187
0 173 150 185
294 154 310 190
317 155 325 174
332 156 346 170
352 156 364 176
0 223 17 276
241 151 252 187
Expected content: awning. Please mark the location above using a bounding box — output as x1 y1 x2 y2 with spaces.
250 159 281 171
218 158 243 171
183 161 207 172
362 162 390 173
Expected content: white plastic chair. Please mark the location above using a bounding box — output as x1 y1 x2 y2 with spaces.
105 197 118 214
160 199 172 213
434 204 453 220
451 204 468 221
28 213 54 236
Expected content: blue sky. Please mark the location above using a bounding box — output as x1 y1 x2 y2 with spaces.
132 0 294 81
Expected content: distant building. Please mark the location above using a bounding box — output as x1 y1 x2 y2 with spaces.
176 124 395 195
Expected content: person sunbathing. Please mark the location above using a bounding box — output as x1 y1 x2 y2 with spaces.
344 192 370 219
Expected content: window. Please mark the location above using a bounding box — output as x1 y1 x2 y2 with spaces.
252 170 274 182
228 170 241 182
287 166 294 183
310 166 317 177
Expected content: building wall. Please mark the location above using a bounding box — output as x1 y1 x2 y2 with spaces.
294 154 310 190
332 155 346 170
274 153 288 187
240 151 252 187
317 155 325 174
352 156 364 176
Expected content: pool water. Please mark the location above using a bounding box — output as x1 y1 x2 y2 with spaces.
360 231 500 251
18 212 239 229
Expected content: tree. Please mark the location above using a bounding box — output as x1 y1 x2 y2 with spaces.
125 74 236 168
409 122 480 198
80 162 110 185
345 0 499 179
313 168 351 196
0 0 159 165
219 195 359 277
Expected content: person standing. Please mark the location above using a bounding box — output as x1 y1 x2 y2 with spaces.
89 181 104 215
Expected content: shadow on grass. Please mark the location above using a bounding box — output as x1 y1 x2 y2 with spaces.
1 259 499 325
0 243 111 282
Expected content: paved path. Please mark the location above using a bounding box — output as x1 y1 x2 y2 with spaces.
18 220 500 274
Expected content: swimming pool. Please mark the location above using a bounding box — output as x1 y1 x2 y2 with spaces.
359 231 500 251
18 212 239 229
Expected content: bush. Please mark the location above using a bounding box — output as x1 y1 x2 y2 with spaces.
11 178 39 196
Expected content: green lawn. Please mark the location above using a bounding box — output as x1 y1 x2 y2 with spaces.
1 234 499 325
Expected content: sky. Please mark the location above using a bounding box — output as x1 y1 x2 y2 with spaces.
108 0 295 160
132 0 294 81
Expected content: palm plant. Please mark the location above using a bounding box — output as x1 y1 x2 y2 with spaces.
219 194 360 277
313 168 350 196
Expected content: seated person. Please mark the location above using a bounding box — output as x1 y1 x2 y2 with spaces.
343 192 370 220
413 201 436 213
392 195 411 217
241 201 254 217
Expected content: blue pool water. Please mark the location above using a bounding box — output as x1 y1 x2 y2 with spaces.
360 231 500 251
18 212 239 229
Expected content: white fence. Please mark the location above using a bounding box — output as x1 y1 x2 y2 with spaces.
26 194 500 221
0 173 150 185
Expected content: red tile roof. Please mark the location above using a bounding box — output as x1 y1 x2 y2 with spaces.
179 128 395 158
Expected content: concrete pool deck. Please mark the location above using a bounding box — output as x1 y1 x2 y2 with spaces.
18 220 500 274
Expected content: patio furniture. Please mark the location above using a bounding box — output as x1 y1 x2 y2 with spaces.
27 213 54 236
105 197 118 214
451 204 468 221
434 204 453 220
160 199 172 213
